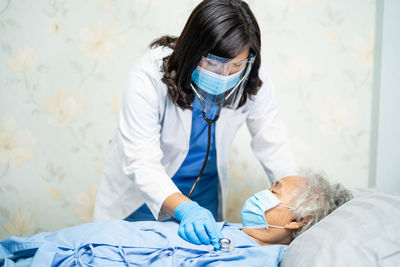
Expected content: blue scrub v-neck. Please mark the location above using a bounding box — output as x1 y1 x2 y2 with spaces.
125 97 219 221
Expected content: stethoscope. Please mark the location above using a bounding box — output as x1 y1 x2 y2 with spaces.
186 119 234 251
186 53 254 198
186 110 220 198
184 91 232 249
186 60 250 198
219 237 234 251
186 77 243 198
185 60 251 249
186 79 244 251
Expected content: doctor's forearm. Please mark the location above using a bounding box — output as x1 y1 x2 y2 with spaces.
161 192 191 218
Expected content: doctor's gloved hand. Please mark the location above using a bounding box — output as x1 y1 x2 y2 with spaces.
174 201 223 250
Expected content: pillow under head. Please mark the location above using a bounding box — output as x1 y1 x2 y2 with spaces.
280 188 400 267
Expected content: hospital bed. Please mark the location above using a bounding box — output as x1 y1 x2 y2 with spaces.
1 188 399 266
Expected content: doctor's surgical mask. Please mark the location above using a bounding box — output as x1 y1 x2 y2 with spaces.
191 65 244 95
190 53 255 113
241 189 293 230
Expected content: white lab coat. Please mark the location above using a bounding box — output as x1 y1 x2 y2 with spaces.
93 46 296 222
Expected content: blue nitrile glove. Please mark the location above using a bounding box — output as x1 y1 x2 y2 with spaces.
174 201 223 250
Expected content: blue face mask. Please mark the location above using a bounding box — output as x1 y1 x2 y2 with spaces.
241 189 293 229
191 65 245 95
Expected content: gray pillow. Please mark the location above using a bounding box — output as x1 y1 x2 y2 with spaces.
280 188 400 267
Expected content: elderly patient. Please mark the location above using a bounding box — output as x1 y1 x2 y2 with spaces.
0 171 352 266
241 172 352 246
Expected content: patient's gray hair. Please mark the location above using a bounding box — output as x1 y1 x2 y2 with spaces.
290 169 353 239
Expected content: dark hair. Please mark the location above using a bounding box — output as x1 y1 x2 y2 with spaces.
150 0 262 110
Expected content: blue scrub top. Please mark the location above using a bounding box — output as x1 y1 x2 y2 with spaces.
126 97 219 221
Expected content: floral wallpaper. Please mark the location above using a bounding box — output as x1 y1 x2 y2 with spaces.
0 0 375 238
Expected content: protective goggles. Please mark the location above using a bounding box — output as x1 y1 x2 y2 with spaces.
191 53 255 117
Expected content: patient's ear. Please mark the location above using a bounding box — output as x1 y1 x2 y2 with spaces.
284 221 303 230
284 216 310 230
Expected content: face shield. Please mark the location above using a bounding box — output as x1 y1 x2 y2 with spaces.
190 53 256 120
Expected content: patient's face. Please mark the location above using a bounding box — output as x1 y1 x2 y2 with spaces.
265 176 303 227
242 176 304 245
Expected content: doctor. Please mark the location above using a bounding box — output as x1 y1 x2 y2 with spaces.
94 0 296 250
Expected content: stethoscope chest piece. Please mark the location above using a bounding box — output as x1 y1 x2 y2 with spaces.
219 238 234 251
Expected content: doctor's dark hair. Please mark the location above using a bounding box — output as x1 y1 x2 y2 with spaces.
150 0 262 110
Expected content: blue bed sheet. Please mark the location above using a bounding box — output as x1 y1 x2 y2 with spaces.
0 220 287 266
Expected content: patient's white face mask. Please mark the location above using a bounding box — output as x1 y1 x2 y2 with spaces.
241 189 293 229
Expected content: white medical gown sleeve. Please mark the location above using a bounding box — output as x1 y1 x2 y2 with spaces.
119 69 180 220
246 68 297 182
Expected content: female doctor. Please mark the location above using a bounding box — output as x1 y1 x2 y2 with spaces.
94 0 296 250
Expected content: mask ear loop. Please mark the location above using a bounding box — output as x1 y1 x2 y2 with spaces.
278 204 293 209
265 203 294 229
268 225 286 229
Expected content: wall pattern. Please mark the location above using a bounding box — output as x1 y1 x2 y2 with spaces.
0 0 375 238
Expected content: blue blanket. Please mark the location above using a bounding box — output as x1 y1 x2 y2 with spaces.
0 219 287 266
